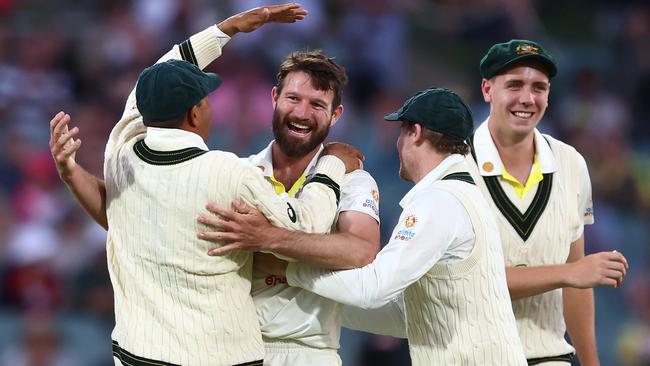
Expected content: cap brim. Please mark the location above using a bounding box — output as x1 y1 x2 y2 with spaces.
383 111 402 121
497 54 557 78
206 73 222 92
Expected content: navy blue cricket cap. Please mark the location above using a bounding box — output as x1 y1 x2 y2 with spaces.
480 39 557 79
136 59 222 123
384 88 473 141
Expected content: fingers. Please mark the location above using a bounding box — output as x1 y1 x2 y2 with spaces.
50 112 71 145
197 214 234 231
207 243 240 256
205 202 236 221
611 250 629 268
56 126 79 150
49 111 65 134
231 199 252 214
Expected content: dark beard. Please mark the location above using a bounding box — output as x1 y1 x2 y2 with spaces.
272 108 330 157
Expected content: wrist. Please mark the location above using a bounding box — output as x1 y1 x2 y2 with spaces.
217 17 238 37
560 262 576 288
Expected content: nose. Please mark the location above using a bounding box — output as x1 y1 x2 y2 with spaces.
291 101 311 120
519 89 534 106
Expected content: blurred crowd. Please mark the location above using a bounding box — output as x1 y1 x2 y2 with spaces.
0 0 648 365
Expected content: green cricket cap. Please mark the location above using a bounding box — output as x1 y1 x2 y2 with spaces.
384 87 473 141
480 39 557 79
136 59 222 123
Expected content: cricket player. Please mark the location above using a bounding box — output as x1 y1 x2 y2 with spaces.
205 88 528 365
467 39 629 365
197 49 385 366
49 5 364 366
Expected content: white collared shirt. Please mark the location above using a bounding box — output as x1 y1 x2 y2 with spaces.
287 155 476 310
472 120 594 240
144 127 208 151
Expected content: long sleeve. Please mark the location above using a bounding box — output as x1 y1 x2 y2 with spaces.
341 295 407 338
106 26 227 160
238 155 345 235
287 188 471 309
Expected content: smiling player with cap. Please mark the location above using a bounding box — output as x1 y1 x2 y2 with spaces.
250 87 528 365
465 39 629 365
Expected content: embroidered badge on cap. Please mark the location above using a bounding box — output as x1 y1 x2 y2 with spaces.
515 43 539 55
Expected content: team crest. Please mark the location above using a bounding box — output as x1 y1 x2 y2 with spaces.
515 44 539 55
371 189 379 202
404 215 417 228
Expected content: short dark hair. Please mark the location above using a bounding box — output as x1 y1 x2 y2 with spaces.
276 50 348 112
405 122 470 156
143 114 185 128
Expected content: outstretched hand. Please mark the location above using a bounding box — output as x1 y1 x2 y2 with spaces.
49 111 81 182
218 3 308 36
198 199 277 256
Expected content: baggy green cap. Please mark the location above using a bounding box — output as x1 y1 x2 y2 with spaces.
136 59 222 123
480 39 557 79
384 87 473 141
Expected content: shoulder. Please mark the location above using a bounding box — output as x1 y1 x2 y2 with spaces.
541 133 588 172
342 169 378 189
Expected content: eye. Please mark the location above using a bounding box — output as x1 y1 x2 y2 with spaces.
311 102 325 110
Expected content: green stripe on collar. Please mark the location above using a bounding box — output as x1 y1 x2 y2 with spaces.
133 139 207 165
468 134 553 241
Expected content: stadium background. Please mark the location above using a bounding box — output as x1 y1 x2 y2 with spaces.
0 0 649 365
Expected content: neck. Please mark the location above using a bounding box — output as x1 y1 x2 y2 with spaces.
488 122 536 169
411 150 449 184
271 142 321 188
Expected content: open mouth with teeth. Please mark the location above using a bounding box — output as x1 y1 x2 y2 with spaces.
512 111 534 119
287 121 313 135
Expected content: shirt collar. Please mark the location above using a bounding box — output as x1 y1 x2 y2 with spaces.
473 119 557 176
399 154 465 208
144 127 209 151
246 140 324 178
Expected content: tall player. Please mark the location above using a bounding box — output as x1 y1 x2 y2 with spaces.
467 39 628 365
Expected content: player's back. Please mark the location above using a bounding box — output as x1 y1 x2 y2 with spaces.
105 137 263 366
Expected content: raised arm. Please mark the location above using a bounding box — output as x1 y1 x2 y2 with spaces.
52 4 308 230
49 112 108 229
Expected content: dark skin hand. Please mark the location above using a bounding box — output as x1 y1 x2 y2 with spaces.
217 3 308 37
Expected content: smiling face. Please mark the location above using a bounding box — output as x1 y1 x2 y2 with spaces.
482 65 550 139
272 71 343 157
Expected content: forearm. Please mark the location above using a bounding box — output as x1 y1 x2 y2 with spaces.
268 229 376 269
62 166 108 230
563 287 599 365
506 264 572 300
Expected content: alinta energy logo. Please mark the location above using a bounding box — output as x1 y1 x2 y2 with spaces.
363 189 380 216
395 214 418 241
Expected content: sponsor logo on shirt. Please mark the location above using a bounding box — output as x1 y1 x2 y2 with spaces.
404 215 417 228
394 229 416 241
584 207 593 217
371 189 380 202
362 198 379 216
265 275 287 286
286 202 297 223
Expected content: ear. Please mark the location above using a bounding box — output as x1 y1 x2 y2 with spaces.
187 103 200 128
411 123 425 145
481 78 492 103
329 105 344 127
271 86 279 109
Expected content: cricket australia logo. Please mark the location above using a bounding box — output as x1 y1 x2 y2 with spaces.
515 44 539 55
371 189 380 202
404 215 417 228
